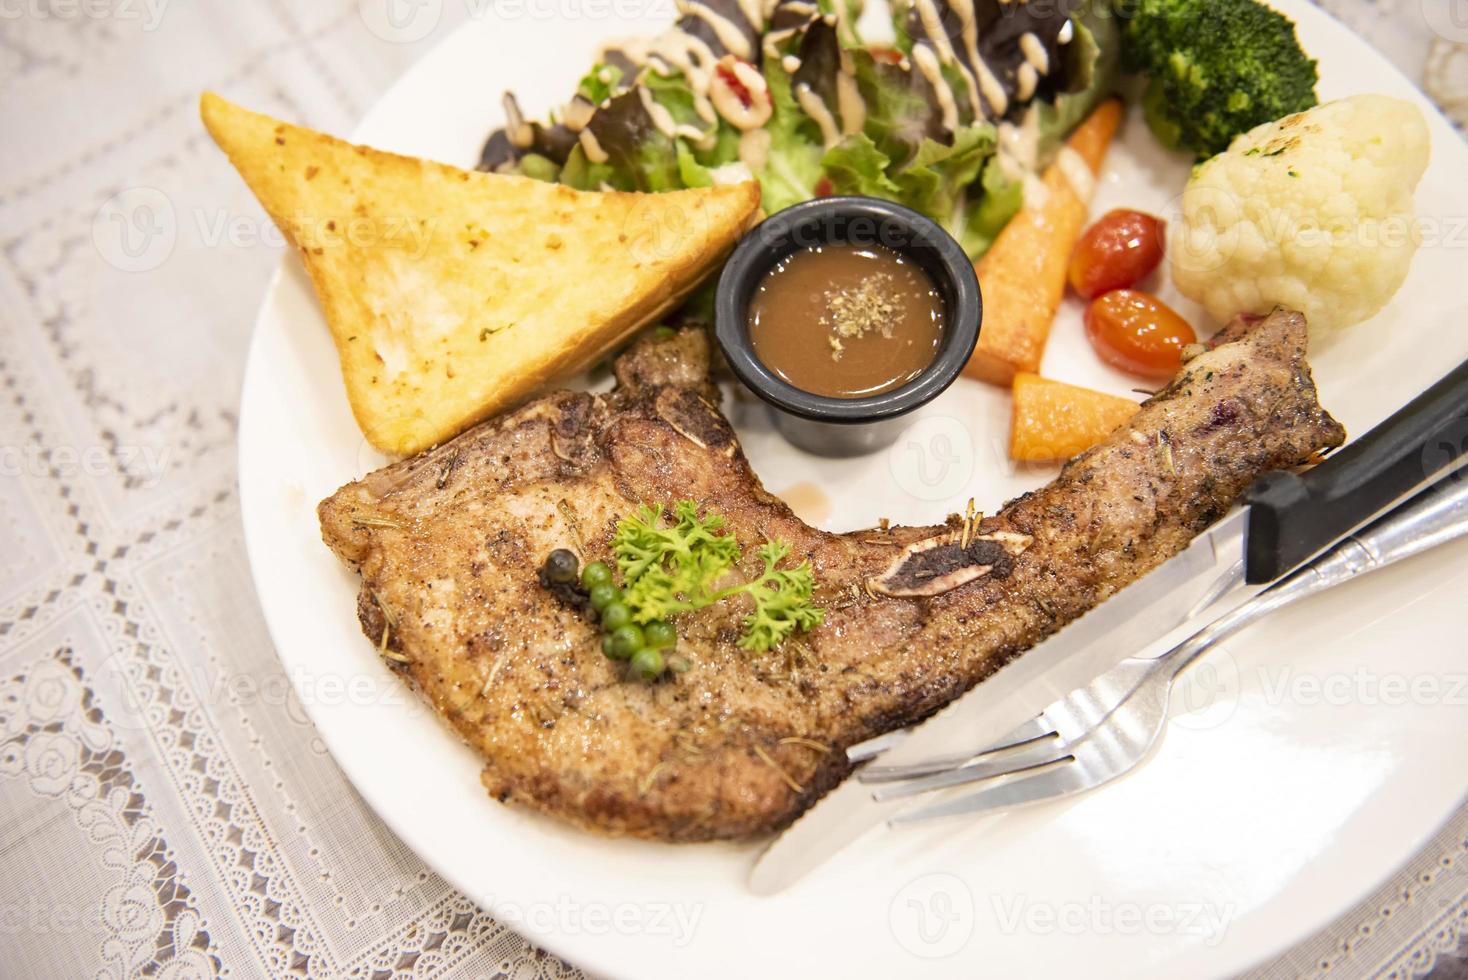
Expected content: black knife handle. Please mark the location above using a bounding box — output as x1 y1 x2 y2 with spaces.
1245 357 1468 584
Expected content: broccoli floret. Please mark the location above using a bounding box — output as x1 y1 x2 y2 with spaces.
1119 0 1319 159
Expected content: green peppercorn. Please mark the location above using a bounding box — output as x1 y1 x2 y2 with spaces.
588 583 620 612
601 633 625 660
607 624 645 660
630 647 664 681
601 602 632 631
581 561 613 590
643 620 677 650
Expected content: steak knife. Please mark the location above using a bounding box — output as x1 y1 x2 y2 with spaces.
750 356 1468 894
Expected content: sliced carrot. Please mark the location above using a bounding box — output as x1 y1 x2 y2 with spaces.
1009 371 1140 462
966 99 1125 387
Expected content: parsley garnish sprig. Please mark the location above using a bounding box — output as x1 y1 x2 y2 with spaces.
611 501 824 651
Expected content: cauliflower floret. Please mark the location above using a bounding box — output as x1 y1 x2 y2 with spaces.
1171 94 1429 334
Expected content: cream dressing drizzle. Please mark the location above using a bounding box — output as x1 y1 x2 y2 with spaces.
939 0 1007 119
762 24 798 60
739 127 772 172
1015 62 1037 102
504 93 533 148
1023 172 1049 208
593 0 872 167
913 0 957 64
835 49 865 134
996 105 1047 204
794 82 841 147
605 30 721 124
1056 146 1095 202
912 0 983 121
562 97 596 132
1019 31 1049 75
579 129 610 164
972 46 1007 117
679 0 753 59
911 43 959 132
734 0 766 32
710 59 773 129
731 57 765 92
638 85 718 150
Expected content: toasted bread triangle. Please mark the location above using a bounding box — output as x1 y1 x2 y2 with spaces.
200 92 760 455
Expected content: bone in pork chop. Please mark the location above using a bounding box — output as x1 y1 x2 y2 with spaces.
317 310 1344 841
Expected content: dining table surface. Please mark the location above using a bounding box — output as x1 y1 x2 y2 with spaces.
0 1 1464 977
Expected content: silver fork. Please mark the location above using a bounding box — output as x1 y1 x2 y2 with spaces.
860 472 1468 826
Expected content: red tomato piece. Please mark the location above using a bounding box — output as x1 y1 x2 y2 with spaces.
1084 289 1198 379
1069 209 1165 300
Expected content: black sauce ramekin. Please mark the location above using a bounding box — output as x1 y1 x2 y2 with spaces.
714 196 982 457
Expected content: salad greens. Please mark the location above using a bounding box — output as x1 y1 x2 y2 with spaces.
480 0 1119 265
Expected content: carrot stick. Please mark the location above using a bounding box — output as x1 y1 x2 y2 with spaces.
1009 371 1140 462
965 99 1124 387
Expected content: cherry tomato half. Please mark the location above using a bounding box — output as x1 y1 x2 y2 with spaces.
1084 289 1197 379
1069 209 1166 300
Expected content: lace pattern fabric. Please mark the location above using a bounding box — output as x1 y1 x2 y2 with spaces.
0 1 1462 977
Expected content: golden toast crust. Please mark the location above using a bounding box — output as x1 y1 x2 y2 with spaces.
200 92 760 455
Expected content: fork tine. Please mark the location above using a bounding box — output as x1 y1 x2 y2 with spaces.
845 713 1056 765
871 737 1071 801
889 759 1093 826
857 716 1060 783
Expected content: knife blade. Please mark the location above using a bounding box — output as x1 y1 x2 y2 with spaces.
751 356 1468 895
749 510 1252 895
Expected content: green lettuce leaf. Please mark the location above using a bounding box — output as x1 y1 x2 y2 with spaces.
889 124 996 222
675 141 714 188
953 157 1024 257
822 123 1002 258
849 52 941 166
821 132 899 196
1032 13 1120 164
757 53 827 214
557 145 619 190
559 89 683 192
576 62 625 105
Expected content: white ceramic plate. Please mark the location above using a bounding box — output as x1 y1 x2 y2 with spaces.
238 4 1468 977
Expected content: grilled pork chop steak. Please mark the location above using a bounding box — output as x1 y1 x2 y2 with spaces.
318 309 1344 841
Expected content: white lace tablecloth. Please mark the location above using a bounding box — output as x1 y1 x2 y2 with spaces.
0 2 1463 977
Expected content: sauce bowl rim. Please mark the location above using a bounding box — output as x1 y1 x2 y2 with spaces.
713 196 982 424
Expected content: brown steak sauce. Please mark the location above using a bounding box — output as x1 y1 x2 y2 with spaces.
748 243 945 399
